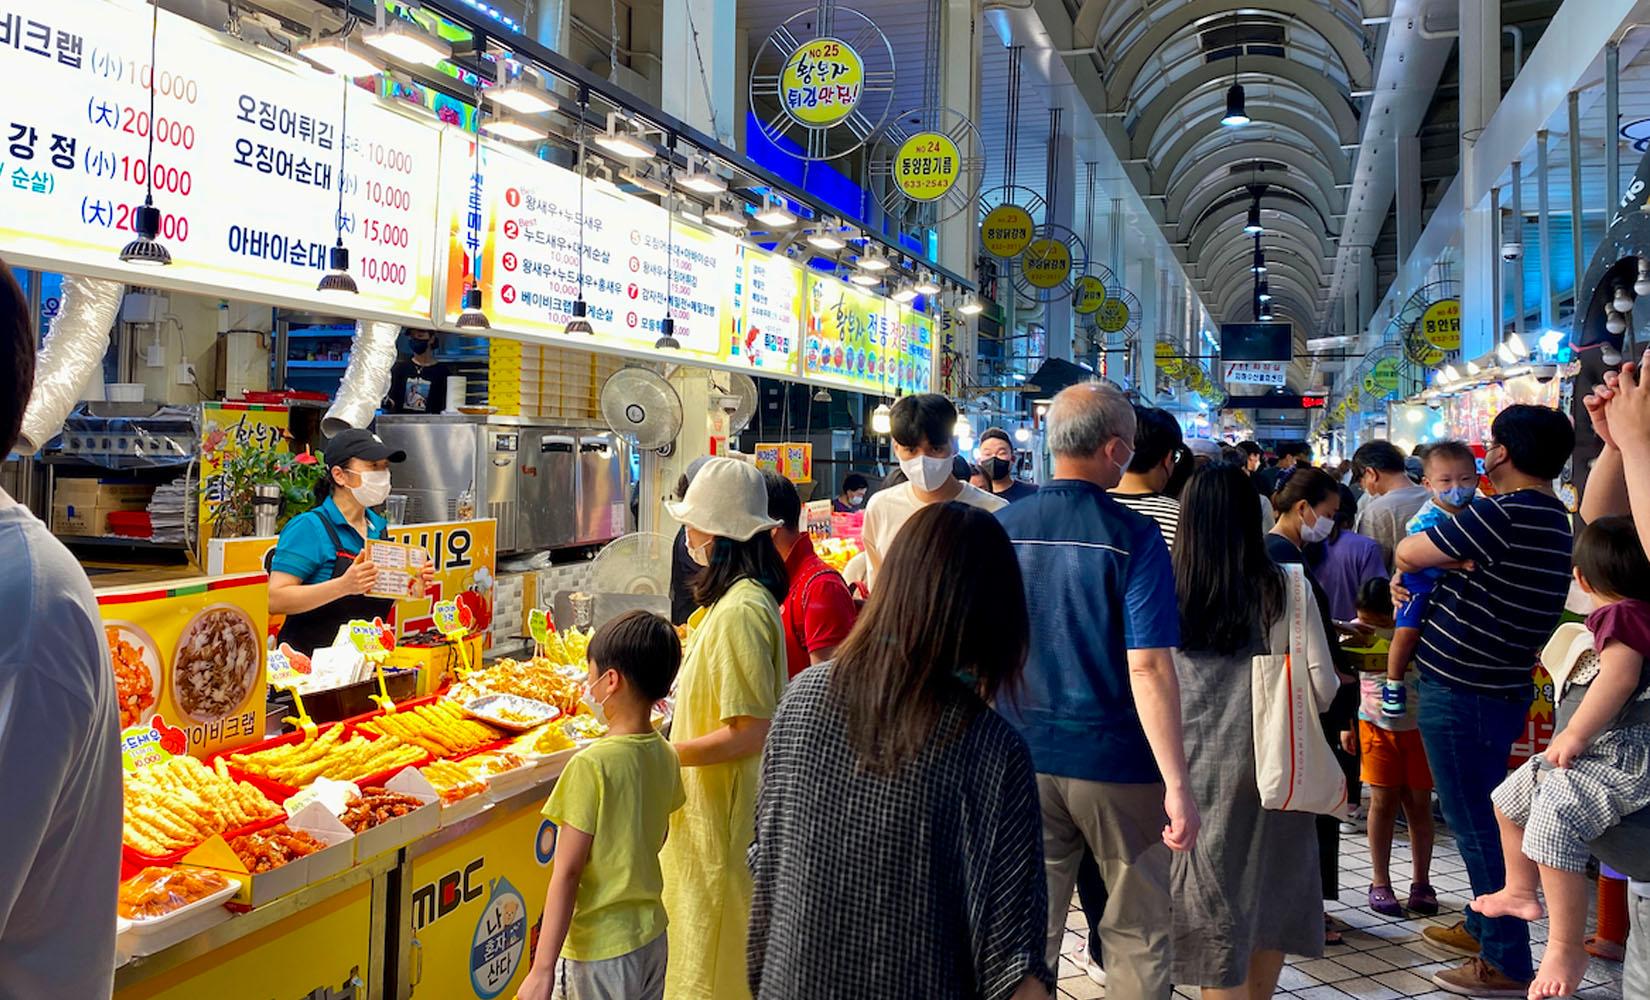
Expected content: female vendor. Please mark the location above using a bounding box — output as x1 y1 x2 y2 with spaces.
267 428 432 655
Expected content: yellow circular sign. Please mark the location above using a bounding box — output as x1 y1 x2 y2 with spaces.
1153 342 1175 360
893 131 961 202
1074 275 1107 315
779 38 865 128
981 204 1034 258
1098 297 1130 333
1372 357 1401 393
1421 298 1462 351
1022 238 1072 289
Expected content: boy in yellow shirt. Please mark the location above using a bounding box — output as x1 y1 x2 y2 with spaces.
518 611 685 1000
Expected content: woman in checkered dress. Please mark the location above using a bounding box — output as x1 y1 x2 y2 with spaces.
1474 517 1650 1000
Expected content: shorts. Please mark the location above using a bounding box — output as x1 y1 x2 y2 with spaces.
1359 720 1433 790
555 931 667 1000
1394 574 1435 630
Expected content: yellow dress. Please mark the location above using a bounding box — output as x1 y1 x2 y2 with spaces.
660 578 786 1000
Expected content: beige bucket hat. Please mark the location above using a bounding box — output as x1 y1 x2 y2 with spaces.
665 457 780 541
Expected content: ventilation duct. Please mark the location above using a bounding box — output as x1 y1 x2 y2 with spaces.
17 275 124 454
321 320 400 436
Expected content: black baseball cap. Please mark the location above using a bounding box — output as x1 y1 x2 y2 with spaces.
323 428 406 469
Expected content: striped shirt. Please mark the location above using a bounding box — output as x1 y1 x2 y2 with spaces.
1108 490 1180 549
1414 489 1574 695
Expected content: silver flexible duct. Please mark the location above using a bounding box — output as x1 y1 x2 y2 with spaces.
17 275 125 454
322 320 401 436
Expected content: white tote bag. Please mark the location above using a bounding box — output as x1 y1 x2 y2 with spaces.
1251 564 1349 817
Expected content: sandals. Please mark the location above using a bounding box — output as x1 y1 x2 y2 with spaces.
1369 884 1404 917
1407 883 1440 916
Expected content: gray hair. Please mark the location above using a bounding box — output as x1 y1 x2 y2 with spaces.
1046 382 1137 458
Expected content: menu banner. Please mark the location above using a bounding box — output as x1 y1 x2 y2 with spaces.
0 0 442 319
441 136 805 372
802 273 932 395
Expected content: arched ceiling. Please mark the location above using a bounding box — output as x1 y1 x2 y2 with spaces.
1090 2 1371 330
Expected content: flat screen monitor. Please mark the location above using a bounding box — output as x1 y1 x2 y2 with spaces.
1220 322 1292 362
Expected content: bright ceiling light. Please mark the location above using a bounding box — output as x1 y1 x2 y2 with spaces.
805 223 846 251
1538 328 1566 354
1221 82 1250 126
703 200 746 229
857 248 890 272
1013 426 1032 443
959 296 984 315
299 37 382 77
848 272 880 287
679 158 728 194
915 272 941 296
870 403 893 435
620 167 670 198
1251 250 1266 273
479 117 548 142
362 17 452 66
1440 363 1460 382
754 193 796 227
890 282 918 303
488 82 557 115
1243 201 1263 236
1465 359 1481 375
593 114 654 159
1257 282 1272 302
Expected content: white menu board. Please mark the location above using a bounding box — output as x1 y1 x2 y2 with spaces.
0 0 442 319
439 136 804 373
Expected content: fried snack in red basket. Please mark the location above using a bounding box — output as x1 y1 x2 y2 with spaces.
338 787 427 833
118 866 231 920
228 825 327 873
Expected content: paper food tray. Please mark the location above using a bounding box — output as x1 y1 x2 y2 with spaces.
181 803 354 908
349 769 441 859
440 792 494 827
118 875 240 956
463 694 561 732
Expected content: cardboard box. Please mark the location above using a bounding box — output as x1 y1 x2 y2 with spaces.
56 479 155 505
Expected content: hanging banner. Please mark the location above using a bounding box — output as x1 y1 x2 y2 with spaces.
1073 275 1107 314
802 274 932 395
0 0 441 319
197 402 290 554
779 37 865 127
980 203 1034 258
892 131 960 202
725 244 803 372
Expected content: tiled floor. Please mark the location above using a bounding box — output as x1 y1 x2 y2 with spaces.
1055 817 1628 998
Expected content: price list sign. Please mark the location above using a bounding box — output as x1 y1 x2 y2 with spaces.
725 244 802 372
441 137 744 367
0 0 441 319
802 273 932 395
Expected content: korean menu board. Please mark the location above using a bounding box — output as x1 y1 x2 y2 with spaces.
803 273 932 394
0 0 442 318
726 243 803 371
441 136 793 370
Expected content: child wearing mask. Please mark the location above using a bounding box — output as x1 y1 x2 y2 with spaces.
518 611 685 1000
1344 578 1439 917
1379 441 1481 718
1473 516 1650 1000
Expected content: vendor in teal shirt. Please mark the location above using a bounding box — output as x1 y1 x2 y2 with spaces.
268 428 429 654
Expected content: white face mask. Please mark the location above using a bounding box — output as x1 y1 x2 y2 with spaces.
348 469 392 508
582 673 612 726
1299 507 1335 543
900 453 954 492
687 535 714 567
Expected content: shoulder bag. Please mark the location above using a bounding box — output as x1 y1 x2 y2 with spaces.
1251 564 1349 817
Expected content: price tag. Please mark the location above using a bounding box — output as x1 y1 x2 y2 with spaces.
120 716 184 772
432 599 463 636
527 608 550 650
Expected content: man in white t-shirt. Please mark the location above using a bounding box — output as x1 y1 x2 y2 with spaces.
0 261 122 997
862 394 1007 590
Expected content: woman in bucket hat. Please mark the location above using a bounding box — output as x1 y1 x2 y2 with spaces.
657 458 789 1000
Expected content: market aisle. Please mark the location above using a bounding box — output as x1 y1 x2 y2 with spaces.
1054 821 1628 998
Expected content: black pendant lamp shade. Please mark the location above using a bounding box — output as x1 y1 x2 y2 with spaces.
565 297 593 335
654 315 681 351
317 243 359 293
1222 82 1250 127
457 286 491 329
1244 200 1263 236
121 0 171 266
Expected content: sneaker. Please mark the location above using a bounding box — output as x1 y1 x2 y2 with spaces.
1380 679 1407 718
1430 957 1530 997
1069 944 1107 988
1422 920 1482 958
1339 804 1367 835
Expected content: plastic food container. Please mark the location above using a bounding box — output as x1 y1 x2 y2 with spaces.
464 694 561 732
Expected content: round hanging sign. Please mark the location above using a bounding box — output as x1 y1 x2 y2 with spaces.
779 37 865 128
1372 356 1402 393
981 203 1035 258
1421 298 1462 351
1022 238 1072 289
1097 296 1130 334
893 131 962 202
1073 275 1107 314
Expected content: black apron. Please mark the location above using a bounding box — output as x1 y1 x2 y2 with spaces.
275 515 396 656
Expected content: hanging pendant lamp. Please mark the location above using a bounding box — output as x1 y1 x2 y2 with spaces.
565 87 594 335
317 76 359 294
655 148 681 351
121 0 172 266
1220 14 1249 127
458 78 491 330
